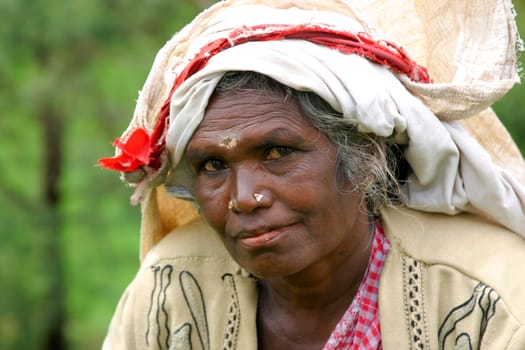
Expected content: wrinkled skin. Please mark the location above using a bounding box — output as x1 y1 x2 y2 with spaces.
185 88 373 349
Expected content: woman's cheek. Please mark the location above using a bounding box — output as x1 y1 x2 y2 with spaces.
196 183 229 231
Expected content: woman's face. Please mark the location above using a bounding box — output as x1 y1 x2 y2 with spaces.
185 88 370 279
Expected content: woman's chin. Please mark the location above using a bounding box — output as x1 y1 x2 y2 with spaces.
235 252 306 280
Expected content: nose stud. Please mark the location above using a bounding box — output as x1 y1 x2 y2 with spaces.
228 193 265 212
253 193 264 202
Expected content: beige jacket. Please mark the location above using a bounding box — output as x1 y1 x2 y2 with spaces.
103 208 525 349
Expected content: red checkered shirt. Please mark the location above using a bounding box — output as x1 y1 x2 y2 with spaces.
323 220 391 350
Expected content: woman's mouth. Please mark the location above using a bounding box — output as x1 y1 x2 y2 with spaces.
238 224 297 249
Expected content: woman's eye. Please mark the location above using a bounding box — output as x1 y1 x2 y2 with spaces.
201 159 227 172
266 146 294 160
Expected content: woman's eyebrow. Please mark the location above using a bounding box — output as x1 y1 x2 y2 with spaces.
251 128 306 149
185 145 220 163
186 127 307 158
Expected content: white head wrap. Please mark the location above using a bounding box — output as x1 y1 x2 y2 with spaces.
161 3 525 236
100 0 525 258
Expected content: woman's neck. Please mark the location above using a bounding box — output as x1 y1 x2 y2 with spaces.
257 223 374 349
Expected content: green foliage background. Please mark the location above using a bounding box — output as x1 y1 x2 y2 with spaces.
0 1 523 349
0 1 201 349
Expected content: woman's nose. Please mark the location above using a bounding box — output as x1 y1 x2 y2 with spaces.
230 165 271 213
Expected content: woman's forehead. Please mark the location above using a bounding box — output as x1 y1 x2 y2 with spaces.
198 89 308 131
187 89 323 150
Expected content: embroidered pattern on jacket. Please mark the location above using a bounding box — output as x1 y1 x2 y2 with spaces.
402 255 430 350
171 323 193 350
179 270 211 350
146 265 174 348
438 283 501 350
144 265 243 350
221 273 241 350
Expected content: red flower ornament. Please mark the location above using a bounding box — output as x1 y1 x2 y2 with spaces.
98 128 153 172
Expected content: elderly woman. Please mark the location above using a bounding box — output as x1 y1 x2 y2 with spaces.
100 0 525 349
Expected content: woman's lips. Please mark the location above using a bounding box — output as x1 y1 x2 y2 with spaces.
238 224 297 249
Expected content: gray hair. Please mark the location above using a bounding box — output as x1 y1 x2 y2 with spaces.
214 71 406 215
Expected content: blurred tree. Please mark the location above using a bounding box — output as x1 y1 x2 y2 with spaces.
0 0 200 349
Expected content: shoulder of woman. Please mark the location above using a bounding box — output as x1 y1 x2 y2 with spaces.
380 207 525 269
103 218 258 349
379 207 525 349
142 217 232 266
381 206 525 319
